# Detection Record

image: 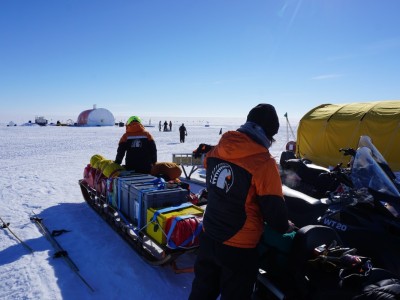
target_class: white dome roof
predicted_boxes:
[77,108,115,126]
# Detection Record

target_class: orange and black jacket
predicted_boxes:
[115,122,157,174]
[203,130,288,248]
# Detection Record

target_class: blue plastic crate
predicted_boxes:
[109,174,156,208]
[119,182,158,222]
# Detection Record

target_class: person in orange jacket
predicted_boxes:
[189,104,295,300]
[114,116,157,174]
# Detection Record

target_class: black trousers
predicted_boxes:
[189,233,259,300]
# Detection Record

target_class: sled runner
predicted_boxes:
[79,157,204,271]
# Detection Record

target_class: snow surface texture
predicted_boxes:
[0,120,292,300]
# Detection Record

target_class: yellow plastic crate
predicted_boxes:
[146,203,204,245]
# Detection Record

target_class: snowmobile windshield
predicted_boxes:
[351,147,400,218]
[356,135,398,181]
[351,147,400,198]
[357,136,389,166]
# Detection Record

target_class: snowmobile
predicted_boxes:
[78,158,204,272]
[186,142,400,299]
[254,224,400,300]
[280,136,400,276]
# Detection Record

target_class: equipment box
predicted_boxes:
[146,203,204,245]
[136,188,189,228]
[108,174,156,208]
[119,182,159,224]
[119,181,189,228]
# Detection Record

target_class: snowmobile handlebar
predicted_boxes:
[339,148,357,157]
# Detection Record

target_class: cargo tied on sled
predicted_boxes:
[79,154,205,270]
[146,202,203,247]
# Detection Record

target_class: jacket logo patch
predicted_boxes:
[210,163,234,192]
[131,139,142,148]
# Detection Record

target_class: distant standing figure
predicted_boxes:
[219,128,222,135]
[163,121,168,132]
[159,121,162,131]
[169,121,172,131]
[179,123,187,143]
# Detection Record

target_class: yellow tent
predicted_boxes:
[296,100,400,171]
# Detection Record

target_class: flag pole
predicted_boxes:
[285,112,289,144]
[284,112,296,141]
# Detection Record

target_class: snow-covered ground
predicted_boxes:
[0,119,293,300]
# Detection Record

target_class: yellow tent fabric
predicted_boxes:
[296,100,400,171]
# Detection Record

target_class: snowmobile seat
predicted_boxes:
[279,150,296,169]
[286,225,343,297]
[281,158,342,198]
[283,158,330,183]
[346,268,400,299]
[283,185,328,228]
[289,225,342,271]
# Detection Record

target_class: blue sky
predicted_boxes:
[1,0,399,123]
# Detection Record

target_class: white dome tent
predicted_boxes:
[77,105,115,126]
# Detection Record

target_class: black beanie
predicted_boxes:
[246,103,279,139]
